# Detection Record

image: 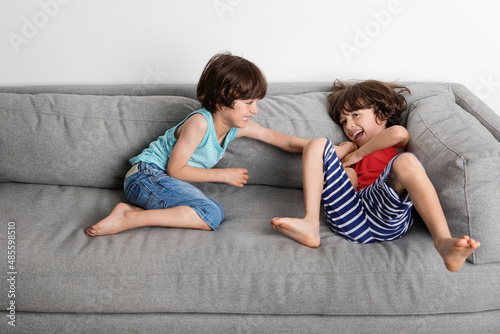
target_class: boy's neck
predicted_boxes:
[212,113,231,145]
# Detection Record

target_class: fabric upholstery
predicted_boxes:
[407,94,500,264]
[0,82,498,333]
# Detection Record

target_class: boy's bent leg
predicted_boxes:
[122,205,212,230]
[271,138,328,248]
[89,188,224,235]
[387,153,480,271]
[85,203,211,237]
[86,166,222,236]
[131,168,223,230]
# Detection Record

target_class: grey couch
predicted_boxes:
[1,82,499,333]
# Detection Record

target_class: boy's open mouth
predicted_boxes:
[352,129,363,141]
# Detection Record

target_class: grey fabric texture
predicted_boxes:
[451,82,500,141]
[217,92,346,188]
[2,310,499,334]
[0,82,499,332]
[219,82,456,188]
[0,82,455,190]
[0,82,333,99]
[0,93,201,188]
[406,94,500,264]
[1,183,499,316]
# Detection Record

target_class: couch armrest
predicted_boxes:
[450,83,500,141]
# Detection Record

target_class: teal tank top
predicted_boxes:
[129,109,238,171]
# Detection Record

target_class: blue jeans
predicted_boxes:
[123,162,224,230]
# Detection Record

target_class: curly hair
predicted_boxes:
[327,79,410,127]
[196,52,267,112]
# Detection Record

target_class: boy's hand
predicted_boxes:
[223,168,249,187]
[341,150,363,168]
[339,141,357,152]
[335,141,358,162]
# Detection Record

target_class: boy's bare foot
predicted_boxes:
[85,203,141,237]
[270,217,321,248]
[435,235,480,272]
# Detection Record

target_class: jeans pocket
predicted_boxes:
[125,182,139,203]
[125,180,148,205]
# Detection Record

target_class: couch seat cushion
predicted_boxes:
[1,183,498,315]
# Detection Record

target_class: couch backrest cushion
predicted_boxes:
[217,82,457,188]
[406,94,500,264]
[0,93,201,188]
[216,92,348,188]
[0,82,459,190]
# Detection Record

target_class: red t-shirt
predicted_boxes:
[354,146,399,190]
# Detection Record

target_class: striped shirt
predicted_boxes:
[130,109,238,171]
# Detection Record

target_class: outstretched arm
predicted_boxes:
[341,125,409,167]
[236,120,310,153]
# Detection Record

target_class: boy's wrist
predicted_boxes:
[338,141,357,154]
[215,169,228,183]
[353,147,365,160]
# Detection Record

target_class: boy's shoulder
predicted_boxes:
[176,112,209,137]
[186,112,209,124]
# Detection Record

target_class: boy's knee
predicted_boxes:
[187,197,224,230]
[203,198,224,227]
[392,153,423,177]
[209,199,224,224]
[305,137,328,154]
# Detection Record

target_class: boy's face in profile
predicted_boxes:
[338,107,387,147]
[217,99,259,129]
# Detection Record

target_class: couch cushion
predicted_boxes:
[217,92,348,188]
[406,94,500,264]
[0,93,201,188]
[218,83,456,189]
[399,82,456,126]
[0,91,345,190]
[1,182,499,316]
[0,83,457,190]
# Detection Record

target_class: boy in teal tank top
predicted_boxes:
[129,108,238,171]
[85,52,310,236]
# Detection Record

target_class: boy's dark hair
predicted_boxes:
[328,79,410,127]
[197,52,267,112]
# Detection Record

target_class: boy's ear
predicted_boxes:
[215,102,235,112]
[376,116,388,127]
[215,104,225,112]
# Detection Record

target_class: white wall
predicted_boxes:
[1,0,499,115]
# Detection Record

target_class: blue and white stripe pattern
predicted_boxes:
[322,139,413,243]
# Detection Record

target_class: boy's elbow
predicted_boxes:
[296,138,311,152]
[166,165,179,178]
[391,126,409,146]
[286,137,310,153]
